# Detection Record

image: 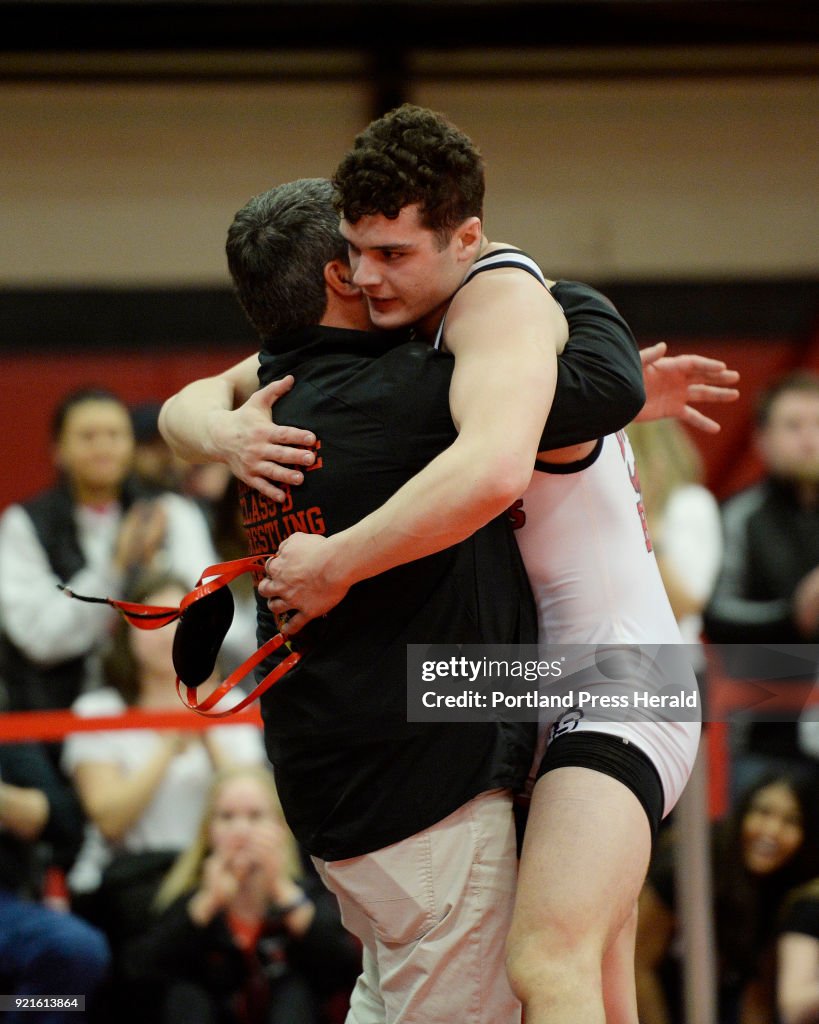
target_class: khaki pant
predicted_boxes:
[313,789,521,1024]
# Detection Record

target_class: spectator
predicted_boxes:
[130,401,189,496]
[119,401,223,592]
[626,418,722,654]
[61,571,266,924]
[703,370,819,792]
[0,388,221,714]
[125,764,360,1024]
[0,743,110,1023]
[129,401,250,680]
[0,388,135,711]
[635,771,819,1024]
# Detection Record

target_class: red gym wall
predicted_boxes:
[3,332,818,515]
[0,348,246,512]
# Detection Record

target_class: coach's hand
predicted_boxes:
[259,533,349,635]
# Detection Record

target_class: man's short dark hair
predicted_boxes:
[756,369,819,428]
[332,104,485,243]
[226,178,349,340]
[51,387,128,441]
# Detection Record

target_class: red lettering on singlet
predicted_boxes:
[615,430,653,553]
[507,498,526,531]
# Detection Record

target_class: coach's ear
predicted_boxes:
[324,259,359,297]
[324,259,370,330]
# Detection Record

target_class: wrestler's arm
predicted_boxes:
[261,269,562,631]
[158,354,317,501]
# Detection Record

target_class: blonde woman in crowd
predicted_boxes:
[125,764,361,1024]
[626,418,722,654]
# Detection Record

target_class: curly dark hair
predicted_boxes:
[332,104,485,242]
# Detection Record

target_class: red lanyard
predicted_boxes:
[61,554,301,718]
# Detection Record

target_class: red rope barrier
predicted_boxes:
[0,705,263,743]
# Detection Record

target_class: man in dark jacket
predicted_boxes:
[704,369,819,789]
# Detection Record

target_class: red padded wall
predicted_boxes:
[0,348,250,511]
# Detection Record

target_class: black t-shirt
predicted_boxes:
[780,893,819,939]
[241,328,537,860]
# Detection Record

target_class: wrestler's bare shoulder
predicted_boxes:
[483,241,557,289]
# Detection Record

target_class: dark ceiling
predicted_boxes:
[2,1,816,52]
[2,2,815,116]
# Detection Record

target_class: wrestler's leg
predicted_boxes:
[602,903,640,1024]
[505,764,652,1024]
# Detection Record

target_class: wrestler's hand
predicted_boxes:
[209,376,317,502]
[637,342,740,433]
[259,533,349,635]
